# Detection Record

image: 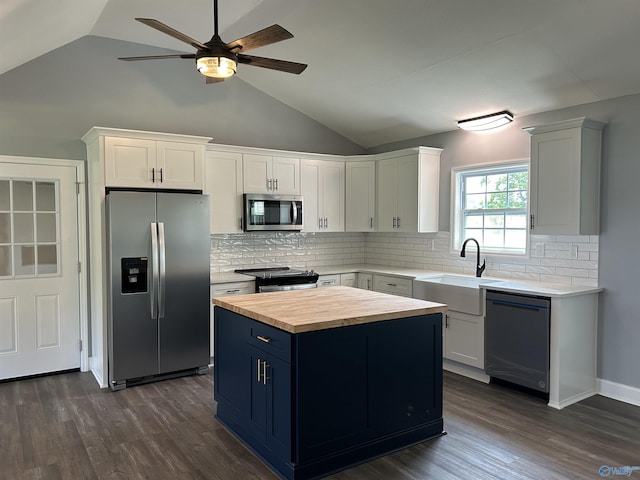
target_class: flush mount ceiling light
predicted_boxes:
[458,110,514,131]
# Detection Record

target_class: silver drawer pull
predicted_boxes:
[226,289,240,294]
[256,335,272,343]
[387,283,397,287]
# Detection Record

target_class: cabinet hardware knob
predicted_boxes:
[530,214,535,230]
[159,168,164,183]
[257,358,262,382]
[324,217,328,229]
[152,168,156,183]
[397,216,401,228]
[256,335,272,343]
[274,178,278,190]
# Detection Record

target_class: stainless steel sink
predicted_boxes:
[412,274,503,315]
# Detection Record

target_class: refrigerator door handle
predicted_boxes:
[150,222,159,319]
[158,222,166,319]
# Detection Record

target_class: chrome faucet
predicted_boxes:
[460,238,486,277]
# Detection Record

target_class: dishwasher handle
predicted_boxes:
[487,298,549,311]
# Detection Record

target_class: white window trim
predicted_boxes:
[450,160,530,256]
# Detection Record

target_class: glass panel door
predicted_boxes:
[0,178,60,278]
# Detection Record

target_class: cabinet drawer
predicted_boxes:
[247,318,292,361]
[373,274,413,297]
[318,274,340,287]
[340,273,356,287]
[212,281,255,297]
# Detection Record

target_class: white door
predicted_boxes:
[0,163,80,380]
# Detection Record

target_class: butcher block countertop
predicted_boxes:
[213,285,447,334]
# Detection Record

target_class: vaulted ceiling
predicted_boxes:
[2,0,640,148]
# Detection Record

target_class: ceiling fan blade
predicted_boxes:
[135,18,207,50]
[119,54,196,61]
[206,76,224,84]
[227,25,293,53]
[238,54,307,74]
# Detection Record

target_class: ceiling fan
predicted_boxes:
[118,0,307,83]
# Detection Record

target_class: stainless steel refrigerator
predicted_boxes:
[106,191,210,391]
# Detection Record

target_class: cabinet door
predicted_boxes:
[272,156,300,194]
[529,129,581,234]
[104,136,156,187]
[265,352,292,461]
[322,161,345,232]
[156,141,204,190]
[357,273,372,290]
[396,155,418,232]
[205,151,244,233]
[301,160,321,232]
[243,154,272,193]
[346,161,375,231]
[376,158,398,231]
[444,311,484,368]
[248,345,292,461]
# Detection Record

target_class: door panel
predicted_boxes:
[156,192,210,373]
[0,164,80,380]
[106,191,158,382]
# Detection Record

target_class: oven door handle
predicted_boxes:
[259,283,318,293]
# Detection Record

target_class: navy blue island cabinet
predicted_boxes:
[213,287,445,480]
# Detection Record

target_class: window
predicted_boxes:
[452,163,528,255]
[0,179,60,277]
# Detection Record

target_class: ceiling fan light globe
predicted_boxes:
[196,56,236,78]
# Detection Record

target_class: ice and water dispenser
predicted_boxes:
[121,257,148,294]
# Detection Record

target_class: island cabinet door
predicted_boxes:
[367,314,443,433]
[248,345,292,461]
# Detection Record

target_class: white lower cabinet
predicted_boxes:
[210,281,255,358]
[340,273,356,287]
[372,274,413,297]
[443,311,484,369]
[357,273,373,290]
[318,273,357,287]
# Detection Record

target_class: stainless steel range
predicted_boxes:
[235,267,319,292]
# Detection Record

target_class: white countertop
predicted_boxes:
[213,264,602,298]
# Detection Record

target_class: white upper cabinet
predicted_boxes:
[243,154,300,194]
[524,117,605,235]
[205,150,244,233]
[346,161,375,231]
[376,148,441,233]
[301,159,345,232]
[98,132,209,189]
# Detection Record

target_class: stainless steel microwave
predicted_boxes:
[243,193,303,231]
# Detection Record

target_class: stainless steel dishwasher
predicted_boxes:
[485,290,551,393]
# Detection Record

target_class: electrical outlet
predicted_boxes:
[535,243,545,256]
[571,245,578,259]
[430,239,435,251]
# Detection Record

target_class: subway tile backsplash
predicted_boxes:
[210,231,598,287]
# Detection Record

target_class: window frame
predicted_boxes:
[450,160,530,256]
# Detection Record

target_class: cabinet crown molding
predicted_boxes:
[523,117,606,135]
[81,127,212,145]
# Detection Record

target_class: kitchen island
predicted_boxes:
[213,286,447,480]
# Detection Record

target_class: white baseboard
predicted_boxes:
[597,378,640,407]
[443,360,490,383]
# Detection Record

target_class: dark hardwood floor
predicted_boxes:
[1,369,639,479]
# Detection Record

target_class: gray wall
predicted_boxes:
[0,35,365,160]
[370,94,640,390]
